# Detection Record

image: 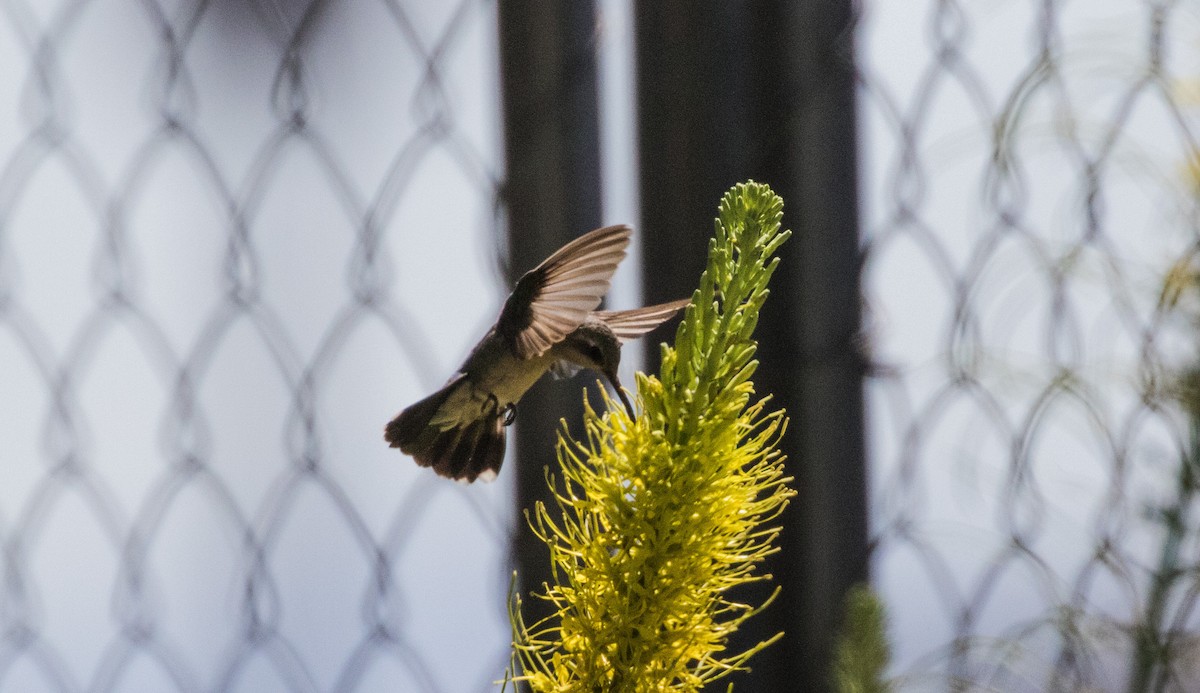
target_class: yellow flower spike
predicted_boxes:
[508,182,795,692]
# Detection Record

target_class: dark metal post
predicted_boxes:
[496,0,603,632]
[774,6,868,692]
[636,2,866,691]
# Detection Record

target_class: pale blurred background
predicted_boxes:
[4,1,1200,691]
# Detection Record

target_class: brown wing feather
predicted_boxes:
[593,298,691,343]
[499,225,631,358]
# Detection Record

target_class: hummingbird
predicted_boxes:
[385,224,689,483]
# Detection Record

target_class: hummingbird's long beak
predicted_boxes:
[604,369,636,418]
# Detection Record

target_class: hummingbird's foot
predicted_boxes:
[502,403,517,426]
[482,393,500,416]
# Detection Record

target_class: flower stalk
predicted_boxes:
[509,181,795,691]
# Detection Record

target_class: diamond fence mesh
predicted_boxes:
[10,0,1200,692]
[860,0,1200,690]
[0,1,512,691]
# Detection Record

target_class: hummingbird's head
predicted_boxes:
[558,320,635,417]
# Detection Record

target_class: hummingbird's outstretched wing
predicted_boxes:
[593,298,692,343]
[384,375,507,482]
[499,225,631,359]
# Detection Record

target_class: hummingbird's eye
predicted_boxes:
[585,344,604,364]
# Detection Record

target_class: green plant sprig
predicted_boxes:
[510,181,795,692]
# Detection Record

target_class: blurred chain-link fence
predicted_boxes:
[11,0,1200,691]
[0,1,512,691]
[860,1,1200,690]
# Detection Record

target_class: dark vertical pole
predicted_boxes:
[496,0,603,634]
[636,2,865,691]
[635,3,752,299]
[767,3,868,691]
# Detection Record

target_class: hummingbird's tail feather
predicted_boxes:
[593,298,691,343]
[425,413,506,482]
[384,376,464,451]
[384,376,507,483]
